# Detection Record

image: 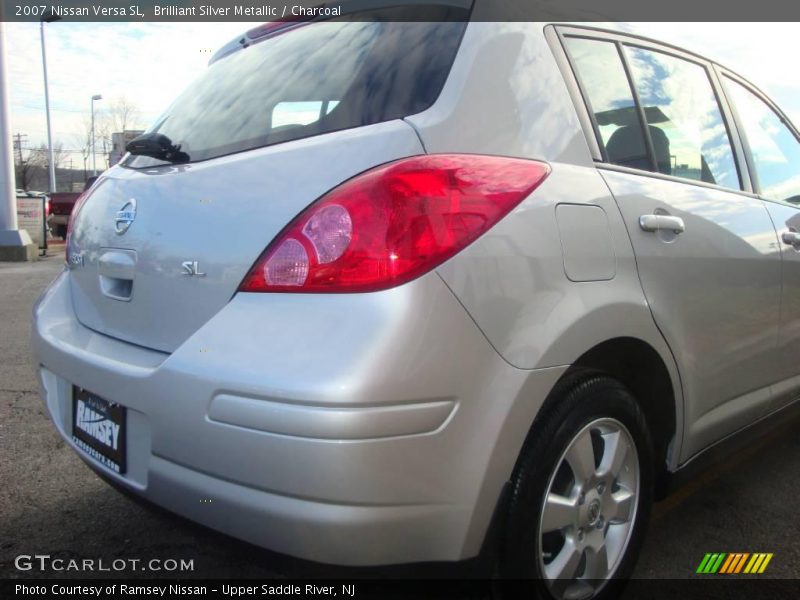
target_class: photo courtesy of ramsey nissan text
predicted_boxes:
[2,1,800,599]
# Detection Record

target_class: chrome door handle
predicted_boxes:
[639,214,686,234]
[782,231,800,246]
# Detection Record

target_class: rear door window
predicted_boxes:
[724,77,800,204]
[563,37,650,171]
[564,33,741,191]
[124,8,467,168]
[624,47,740,190]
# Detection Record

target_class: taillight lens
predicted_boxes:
[65,190,91,264]
[239,154,550,293]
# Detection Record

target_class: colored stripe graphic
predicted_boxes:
[719,553,735,573]
[698,553,774,574]
[697,553,727,573]
[744,554,761,573]
[744,553,774,574]
[758,554,773,573]
[696,553,713,573]
[710,553,726,573]
[734,553,749,573]
[720,553,738,574]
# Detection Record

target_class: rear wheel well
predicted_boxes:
[568,337,676,499]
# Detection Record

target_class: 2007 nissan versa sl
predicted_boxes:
[32,3,800,598]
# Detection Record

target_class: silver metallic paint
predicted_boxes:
[31,22,800,565]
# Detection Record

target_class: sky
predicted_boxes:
[5,21,800,168]
[6,21,251,166]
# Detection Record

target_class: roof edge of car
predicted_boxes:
[208,0,474,65]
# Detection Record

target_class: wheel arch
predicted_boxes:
[567,337,679,499]
[463,331,683,560]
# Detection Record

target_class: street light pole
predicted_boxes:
[39,16,59,193]
[91,94,102,176]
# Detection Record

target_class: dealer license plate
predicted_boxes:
[72,387,127,474]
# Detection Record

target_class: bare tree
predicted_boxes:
[95,96,146,169]
[31,143,66,180]
[72,116,94,179]
[27,142,67,171]
[69,97,145,178]
[15,154,34,191]
[15,142,67,192]
[104,96,142,133]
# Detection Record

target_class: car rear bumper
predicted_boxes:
[32,269,565,565]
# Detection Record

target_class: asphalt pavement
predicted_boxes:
[1,251,799,593]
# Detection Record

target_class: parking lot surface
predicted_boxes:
[2,253,799,587]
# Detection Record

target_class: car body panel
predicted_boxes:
[761,200,800,412]
[67,120,425,353]
[406,27,684,457]
[601,169,781,459]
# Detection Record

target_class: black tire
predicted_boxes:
[496,372,654,600]
[57,225,67,240]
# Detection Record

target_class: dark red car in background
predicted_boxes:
[47,177,98,239]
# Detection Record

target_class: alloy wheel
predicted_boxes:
[538,418,640,600]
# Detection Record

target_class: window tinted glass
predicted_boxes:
[725,78,800,204]
[564,37,650,171]
[124,10,466,168]
[625,47,739,189]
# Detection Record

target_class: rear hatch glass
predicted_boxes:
[123,6,469,168]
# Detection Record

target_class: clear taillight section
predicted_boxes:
[239,154,551,293]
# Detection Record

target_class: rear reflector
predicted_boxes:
[239,154,550,293]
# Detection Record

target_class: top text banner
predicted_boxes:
[4,0,800,22]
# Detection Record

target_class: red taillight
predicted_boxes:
[239,154,550,293]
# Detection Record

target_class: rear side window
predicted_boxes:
[564,33,740,191]
[724,78,800,204]
[124,9,467,168]
[563,37,650,171]
[624,47,739,190]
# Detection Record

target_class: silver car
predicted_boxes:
[32,9,800,600]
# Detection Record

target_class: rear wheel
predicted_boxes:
[498,374,654,600]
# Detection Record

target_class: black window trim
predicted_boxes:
[705,62,754,194]
[551,24,755,197]
[615,40,660,174]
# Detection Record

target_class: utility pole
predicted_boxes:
[91,93,102,176]
[13,132,26,167]
[40,13,60,193]
[12,132,26,191]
